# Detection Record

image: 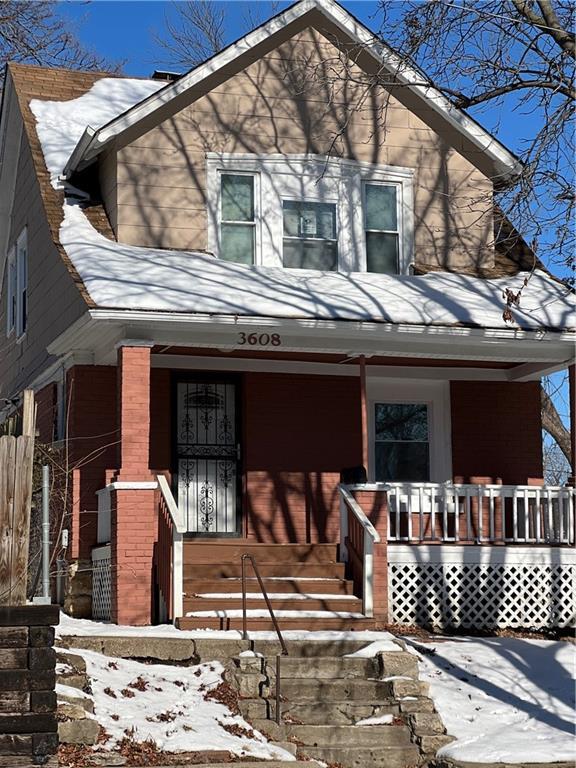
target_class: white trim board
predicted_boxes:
[63,0,521,182]
[388,544,576,566]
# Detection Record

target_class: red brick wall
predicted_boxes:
[244,373,362,542]
[450,381,543,485]
[67,365,118,559]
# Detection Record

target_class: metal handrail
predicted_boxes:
[240,553,288,725]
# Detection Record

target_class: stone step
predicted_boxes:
[240,638,378,658]
[184,595,364,612]
[185,577,355,595]
[286,723,412,747]
[176,615,375,631]
[242,699,400,724]
[261,652,417,680]
[297,744,421,768]
[270,676,428,701]
[184,562,346,579]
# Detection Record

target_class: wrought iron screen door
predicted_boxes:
[176,380,240,535]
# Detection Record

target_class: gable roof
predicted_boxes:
[63,0,522,185]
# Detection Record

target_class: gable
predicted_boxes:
[65,0,521,185]
[103,25,494,273]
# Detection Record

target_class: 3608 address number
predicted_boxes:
[237,332,282,346]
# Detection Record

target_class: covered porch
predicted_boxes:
[73,311,575,630]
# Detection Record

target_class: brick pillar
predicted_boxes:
[111,343,157,626]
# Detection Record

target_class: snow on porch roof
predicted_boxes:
[62,0,522,183]
[61,200,575,331]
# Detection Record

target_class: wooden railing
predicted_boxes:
[384,483,575,545]
[338,485,381,617]
[156,475,186,621]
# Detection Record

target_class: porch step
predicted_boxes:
[184,594,364,613]
[183,542,339,564]
[176,614,376,631]
[183,562,347,579]
[185,577,355,594]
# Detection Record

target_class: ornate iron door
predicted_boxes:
[176,381,240,535]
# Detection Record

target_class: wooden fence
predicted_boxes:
[0,391,36,606]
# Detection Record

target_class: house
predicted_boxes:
[0,0,574,630]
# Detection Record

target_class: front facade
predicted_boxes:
[1,0,574,629]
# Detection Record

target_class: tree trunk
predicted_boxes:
[541,386,572,464]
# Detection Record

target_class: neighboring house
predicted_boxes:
[0,0,574,629]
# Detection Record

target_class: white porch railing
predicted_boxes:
[156,475,186,621]
[383,483,575,545]
[339,485,381,617]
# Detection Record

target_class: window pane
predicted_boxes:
[283,201,336,240]
[375,442,430,482]
[221,174,254,222]
[365,184,397,231]
[366,232,399,274]
[375,403,428,441]
[284,240,338,271]
[221,224,254,264]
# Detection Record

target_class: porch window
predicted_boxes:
[219,173,255,265]
[374,402,430,482]
[283,200,338,270]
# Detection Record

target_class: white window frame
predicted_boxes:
[206,154,414,273]
[367,379,452,483]
[215,170,260,266]
[5,227,27,339]
[6,245,16,336]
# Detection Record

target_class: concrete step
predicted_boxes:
[184,562,346,579]
[241,700,399,725]
[265,655,380,679]
[184,595,364,612]
[286,723,412,747]
[183,542,340,564]
[184,577,355,594]
[176,615,375,631]
[270,676,428,701]
[296,744,421,768]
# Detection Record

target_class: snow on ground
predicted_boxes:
[408,636,576,763]
[27,79,575,330]
[56,611,401,645]
[56,645,294,761]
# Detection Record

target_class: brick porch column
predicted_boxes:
[111,342,157,625]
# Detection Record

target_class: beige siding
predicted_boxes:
[99,148,118,236]
[114,26,494,270]
[0,129,87,399]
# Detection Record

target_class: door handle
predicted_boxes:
[236,443,242,460]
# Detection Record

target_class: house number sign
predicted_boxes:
[237,332,282,347]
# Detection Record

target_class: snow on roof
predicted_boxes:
[30,77,575,332]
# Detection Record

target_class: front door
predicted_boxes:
[175,379,241,535]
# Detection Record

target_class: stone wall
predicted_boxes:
[0,605,59,767]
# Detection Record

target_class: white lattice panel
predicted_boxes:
[389,563,575,629]
[92,546,112,621]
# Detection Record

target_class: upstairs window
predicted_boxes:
[282,200,338,271]
[207,155,413,273]
[219,173,255,265]
[364,183,400,275]
[6,227,27,339]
